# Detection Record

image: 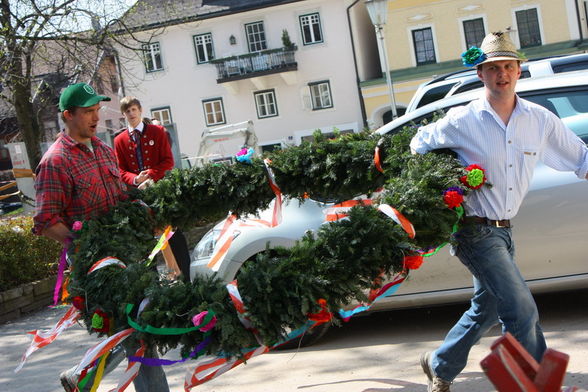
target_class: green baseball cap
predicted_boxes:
[59,82,111,111]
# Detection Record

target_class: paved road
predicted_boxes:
[1,289,587,392]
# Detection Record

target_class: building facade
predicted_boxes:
[358,0,588,128]
[116,0,370,163]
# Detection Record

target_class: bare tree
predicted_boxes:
[0,0,160,168]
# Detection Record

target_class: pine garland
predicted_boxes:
[67,124,472,360]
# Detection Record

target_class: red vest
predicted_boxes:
[114,123,174,186]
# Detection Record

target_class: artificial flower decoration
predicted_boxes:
[461,46,487,67]
[91,309,110,333]
[192,310,217,332]
[72,221,83,231]
[308,298,332,324]
[235,147,255,164]
[71,296,85,311]
[403,255,424,270]
[443,187,464,209]
[460,164,486,189]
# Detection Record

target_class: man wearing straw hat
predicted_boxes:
[411,31,588,391]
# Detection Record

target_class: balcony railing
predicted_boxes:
[211,47,297,83]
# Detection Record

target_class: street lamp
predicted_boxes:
[365,0,398,120]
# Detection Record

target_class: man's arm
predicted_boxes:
[146,126,174,182]
[33,157,71,239]
[41,222,72,246]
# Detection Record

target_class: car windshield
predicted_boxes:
[521,87,588,143]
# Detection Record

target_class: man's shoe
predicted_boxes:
[420,351,451,392]
[59,367,78,392]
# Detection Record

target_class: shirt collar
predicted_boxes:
[60,131,99,150]
[476,93,529,121]
[128,121,145,134]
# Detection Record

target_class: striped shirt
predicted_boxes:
[410,95,588,220]
[33,132,126,234]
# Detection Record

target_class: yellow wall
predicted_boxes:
[385,0,574,69]
[363,0,578,127]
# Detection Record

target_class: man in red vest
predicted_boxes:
[114,97,191,282]
[114,96,174,187]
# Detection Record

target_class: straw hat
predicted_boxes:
[461,31,526,67]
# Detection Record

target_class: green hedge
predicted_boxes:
[0,216,61,292]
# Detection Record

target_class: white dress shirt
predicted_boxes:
[410,94,588,220]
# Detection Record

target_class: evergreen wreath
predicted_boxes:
[66,123,476,361]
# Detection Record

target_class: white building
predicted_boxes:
[115,0,377,162]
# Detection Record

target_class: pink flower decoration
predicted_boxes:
[72,221,83,231]
[192,311,217,332]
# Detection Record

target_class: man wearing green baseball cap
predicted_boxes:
[34,82,170,392]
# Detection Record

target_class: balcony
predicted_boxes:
[211,47,297,84]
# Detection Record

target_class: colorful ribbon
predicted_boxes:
[378,204,416,239]
[108,343,146,392]
[87,257,127,274]
[128,336,212,366]
[146,225,175,265]
[14,306,81,372]
[263,158,283,227]
[52,246,69,306]
[338,272,407,321]
[126,304,214,336]
[74,328,135,375]
[184,345,270,391]
[324,199,373,222]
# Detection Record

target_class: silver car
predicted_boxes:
[191,71,588,320]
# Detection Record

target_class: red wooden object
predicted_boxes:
[480,332,576,392]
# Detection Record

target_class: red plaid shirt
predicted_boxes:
[33,132,126,234]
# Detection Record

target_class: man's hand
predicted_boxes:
[134,170,151,186]
[41,222,72,246]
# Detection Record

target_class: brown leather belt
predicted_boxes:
[462,216,512,228]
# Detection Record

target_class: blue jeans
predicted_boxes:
[431,223,547,382]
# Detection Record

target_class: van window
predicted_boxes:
[416,83,457,109]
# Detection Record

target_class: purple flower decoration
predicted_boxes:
[235,147,255,164]
[443,187,464,195]
[72,221,83,231]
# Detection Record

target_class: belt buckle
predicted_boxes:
[493,220,507,228]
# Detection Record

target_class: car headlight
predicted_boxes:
[194,229,220,260]
[193,229,241,260]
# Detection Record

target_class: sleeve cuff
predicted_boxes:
[33,215,65,235]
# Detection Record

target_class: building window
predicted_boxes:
[202,98,226,126]
[110,75,119,94]
[151,107,173,125]
[245,21,267,52]
[463,18,485,48]
[299,13,323,45]
[309,81,333,110]
[516,8,542,48]
[254,90,278,119]
[412,27,436,65]
[261,143,282,153]
[105,119,114,132]
[142,42,163,72]
[194,33,215,63]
